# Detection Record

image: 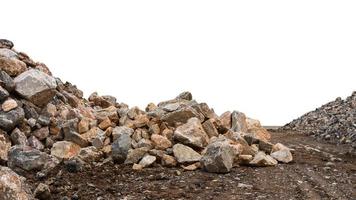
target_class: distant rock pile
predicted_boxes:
[0,39,293,198]
[282,92,356,146]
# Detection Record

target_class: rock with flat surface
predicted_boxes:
[173,143,202,163]
[112,132,132,163]
[77,146,103,162]
[0,57,27,76]
[0,107,25,131]
[201,138,238,173]
[271,148,293,163]
[173,117,209,148]
[2,99,18,111]
[14,69,57,106]
[151,134,172,150]
[7,145,51,171]
[138,154,156,167]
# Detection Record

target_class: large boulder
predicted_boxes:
[200,137,240,173]
[231,111,248,133]
[112,131,132,163]
[173,117,209,148]
[172,143,201,163]
[7,145,53,171]
[14,69,57,107]
[0,107,25,131]
[0,166,33,199]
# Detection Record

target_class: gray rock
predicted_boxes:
[173,117,209,148]
[201,138,238,173]
[0,85,9,102]
[27,136,44,150]
[138,154,156,167]
[173,143,201,163]
[14,69,57,106]
[0,48,17,58]
[112,126,134,141]
[10,128,28,145]
[231,111,248,133]
[161,106,204,126]
[0,107,25,131]
[0,166,33,199]
[34,183,51,200]
[7,145,50,171]
[258,140,274,154]
[175,91,193,101]
[0,70,15,92]
[112,132,132,163]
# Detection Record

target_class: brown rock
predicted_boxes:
[173,117,209,148]
[220,111,232,129]
[98,117,112,130]
[51,141,81,159]
[2,99,18,111]
[202,119,219,138]
[161,154,177,167]
[151,134,172,150]
[32,127,49,141]
[0,132,11,162]
[0,57,27,76]
[78,118,90,134]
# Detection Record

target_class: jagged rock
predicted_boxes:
[0,107,25,131]
[34,183,51,200]
[51,141,81,159]
[0,131,11,162]
[2,98,18,111]
[237,155,253,165]
[219,111,232,129]
[161,106,204,126]
[0,70,15,92]
[94,106,119,124]
[112,126,134,141]
[258,140,273,154]
[78,118,90,133]
[202,119,219,138]
[231,111,248,133]
[14,69,57,106]
[138,154,156,167]
[7,145,52,171]
[0,57,27,76]
[112,131,132,163]
[10,128,28,145]
[173,144,201,163]
[0,85,9,102]
[77,146,103,162]
[0,166,33,199]
[151,134,172,150]
[64,131,88,147]
[175,91,193,101]
[124,147,149,164]
[200,138,239,173]
[249,151,278,167]
[173,117,209,148]
[182,162,201,171]
[161,154,177,167]
[271,149,293,163]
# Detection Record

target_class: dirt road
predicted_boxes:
[26,131,356,200]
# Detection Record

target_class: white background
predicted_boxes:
[1,1,355,125]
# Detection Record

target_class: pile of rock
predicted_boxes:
[0,39,293,198]
[281,92,356,146]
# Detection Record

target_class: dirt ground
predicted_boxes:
[25,131,356,200]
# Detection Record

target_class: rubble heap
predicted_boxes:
[0,39,293,199]
[282,92,356,146]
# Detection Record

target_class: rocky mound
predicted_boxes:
[281,92,356,146]
[0,39,293,199]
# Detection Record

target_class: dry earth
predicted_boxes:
[23,130,356,200]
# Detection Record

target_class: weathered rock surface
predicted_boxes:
[51,141,81,159]
[0,166,33,199]
[112,132,132,163]
[173,143,202,163]
[174,117,209,148]
[14,69,57,106]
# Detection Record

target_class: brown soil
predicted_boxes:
[26,131,356,200]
